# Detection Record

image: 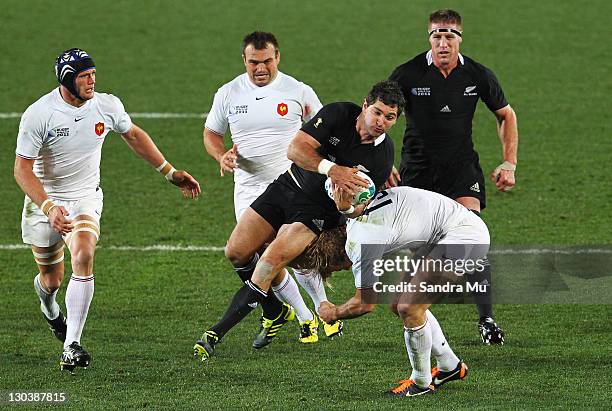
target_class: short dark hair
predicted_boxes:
[242,31,279,55]
[429,9,462,30]
[365,80,405,115]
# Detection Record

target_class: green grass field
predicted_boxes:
[1,0,611,409]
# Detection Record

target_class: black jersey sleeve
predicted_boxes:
[480,67,508,112]
[301,102,345,145]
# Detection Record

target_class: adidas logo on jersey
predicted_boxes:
[440,105,451,112]
[469,182,480,193]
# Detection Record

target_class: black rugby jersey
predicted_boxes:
[287,102,394,208]
[389,51,507,166]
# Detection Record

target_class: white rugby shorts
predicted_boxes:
[234,182,270,222]
[21,188,104,247]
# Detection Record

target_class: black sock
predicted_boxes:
[233,253,283,319]
[210,281,282,338]
[234,253,259,283]
[259,290,283,319]
[473,259,494,319]
[210,285,258,338]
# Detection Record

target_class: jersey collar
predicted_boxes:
[245,71,283,90]
[373,133,386,146]
[54,87,92,112]
[426,50,464,66]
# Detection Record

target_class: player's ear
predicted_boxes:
[362,98,368,111]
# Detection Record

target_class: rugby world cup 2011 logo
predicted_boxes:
[277,103,288,116]
[95,122,105,136]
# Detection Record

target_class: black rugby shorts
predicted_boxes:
[250,175,345,234]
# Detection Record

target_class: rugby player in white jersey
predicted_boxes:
[14,48,201,373]
[202,31,341,343]
[314,185,489,396]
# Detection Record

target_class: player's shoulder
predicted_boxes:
[22,89,58,121]
[213,73,248,97]
[461,54,497,78]
[92,92,126,112]
[390,51,429,79]
[276,71,314,91]
[322,101,360,117]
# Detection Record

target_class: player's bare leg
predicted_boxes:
[249,223,316,348]
[32,241,67,343]
[195,210,293,358]
[225,207,275,269]
[60,215,98,374]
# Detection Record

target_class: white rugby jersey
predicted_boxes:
[205,71,322,185]
[345,186,489,288]
[16,88,132,201]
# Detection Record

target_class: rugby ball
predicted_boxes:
[324,171,376,205]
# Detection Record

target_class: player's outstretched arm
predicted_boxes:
[491,105,518,192]
[121,124,201,199]
[319,289,376,322]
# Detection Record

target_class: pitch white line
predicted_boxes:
[0,244,610,254]
[0,112,208,119]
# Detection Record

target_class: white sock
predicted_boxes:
[34,274,60,320]
[272,269,314,323]
[404,320,433,388]
[293,268,328,312]
[64,273,94,348]
[427,310,460,372]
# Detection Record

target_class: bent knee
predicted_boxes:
[397,304,423,322]
[224,243,254,267]
[72,248,95,268]
[40,275,63,292]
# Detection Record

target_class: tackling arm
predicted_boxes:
[319,288,376,322]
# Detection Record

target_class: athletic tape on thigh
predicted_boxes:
[32,247,65,266]
[73,219,100,239]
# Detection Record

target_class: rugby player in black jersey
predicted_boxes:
[193,80,404,359]
[388,9,519,344]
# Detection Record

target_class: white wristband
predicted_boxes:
[155,160,168,172]
[156,160,176,181]
[317,159,336,176]
[164,167,177,181]
[497,161,516,171]
[40,199,56,216]
[340,205,355,215]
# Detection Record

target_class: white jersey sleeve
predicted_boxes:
[100,94,132,134]
[204,85,229,135]
[15,104,48,159]
[302,84,322,123]
[346,221,392,289]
